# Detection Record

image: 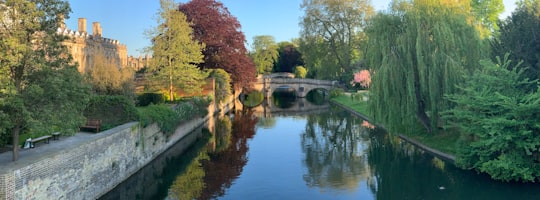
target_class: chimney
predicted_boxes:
[92,22,102,37]
[78,18,86,33]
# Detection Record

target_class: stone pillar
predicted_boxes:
[78,18,87,33]
[92,22,102,37]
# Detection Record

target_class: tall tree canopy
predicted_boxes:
[492,0,540,86]
[87,49,134,96]
[178,0,256,89]
[0,0,91,160]
[147,0,207,101]
[365,0,487,134]
[299,0,374,81]
[274,41,304,73]
[250,35,279,75]
[471,0,504,36]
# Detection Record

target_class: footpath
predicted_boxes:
[0,132,98,173]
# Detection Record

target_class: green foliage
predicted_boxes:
[273,41,304,73]
[0,0,89,160]
[176,96,212,119]
[146,0,207,101]
[137,93,165,106]
[209,69,232,103]
[138,104,180,136]
[492,0,540,87]
[250,35,279,75]
[138,96,211,136]
[471,0,504,36]
[365,2,487,134]
[242,91,264,107]
[299,0,374,81]
[84,95,139,130]
[329,88,344,98]
[444,56,540,182]
[294,66,308,78]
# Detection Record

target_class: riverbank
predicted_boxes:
[330,96,457,163]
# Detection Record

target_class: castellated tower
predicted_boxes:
[57,17,128,73]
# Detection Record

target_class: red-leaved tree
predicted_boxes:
[178,0,256,89]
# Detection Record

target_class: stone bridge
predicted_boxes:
[252,73,336,98]
[234,97,330,118]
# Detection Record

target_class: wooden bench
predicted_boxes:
[80,119,102,133]
[51,132,61,140]
[30,135,52,148]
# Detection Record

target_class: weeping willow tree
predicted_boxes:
[366,0,487,134]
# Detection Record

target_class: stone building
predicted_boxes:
[127,54,151,71]
[57,18,128,73]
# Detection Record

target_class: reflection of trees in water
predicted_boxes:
[168,151,209,200]
[366,129,540,200]
[306,89,327,105]
[197,108,258,200]
[257,116,276,129]
[166,110,258,200]
[301,106,371,191]
[212,116,232,153]
[272,91,296,108]
[366,129,462,200]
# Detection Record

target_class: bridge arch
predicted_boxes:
[252,74,336,98]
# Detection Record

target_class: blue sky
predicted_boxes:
[66,0,517,56]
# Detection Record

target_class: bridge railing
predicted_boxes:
[256,78,335,86]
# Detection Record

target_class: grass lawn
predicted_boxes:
[331,93,459,156]
[331,94,369,115]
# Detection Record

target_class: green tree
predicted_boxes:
[146,0,207,101]
[209,68,231,104]
[0,0,91,161]
[294,66,308,78]
[445,56,540,182]
[492,0,540,87]
[250,35,279,75]
[274,41,303,73]
[365,0,486,134]
[299,0,374,81]
[471,0,504,36]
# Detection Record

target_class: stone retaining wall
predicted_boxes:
[0,98,234,200]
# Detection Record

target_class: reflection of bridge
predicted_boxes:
[253,73,336,98]
[235,97,330,118]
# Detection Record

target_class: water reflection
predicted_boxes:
[301,107,371,191]
[196,109,258,200]
[102,101,540,200]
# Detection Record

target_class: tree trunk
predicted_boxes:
[12,125,21,161]
[413,62,432,134]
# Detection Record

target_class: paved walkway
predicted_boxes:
[0,132,98,173]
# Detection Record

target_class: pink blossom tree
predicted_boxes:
[351,70,371,89]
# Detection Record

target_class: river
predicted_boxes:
[100,98,540,200]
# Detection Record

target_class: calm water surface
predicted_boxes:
[101,100,540,200]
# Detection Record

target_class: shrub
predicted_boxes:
[137,92,165,106]
[138,96,211,136]
[329,88,344,98]
[138,104,180,136]
[84,95,139,130]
